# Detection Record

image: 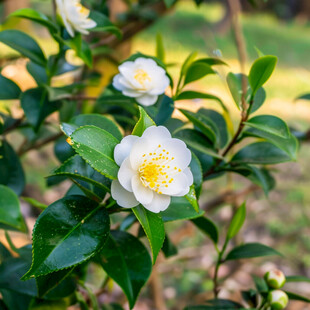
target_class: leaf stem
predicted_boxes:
[4,231,19,254]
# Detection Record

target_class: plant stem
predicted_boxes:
[213,237,229,298]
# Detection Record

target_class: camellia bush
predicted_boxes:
[0,0,310,309]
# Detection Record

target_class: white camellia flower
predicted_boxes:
[111,126,194,213]
[56,0,97,37]
[112,57,170,106]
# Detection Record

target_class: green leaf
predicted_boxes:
[71,114,123,141]
[156,33,165,63]
[162,234,177,258]
[67,34,92,68]
[191,216,218,244]
[231,142,292,164]
[132,106,155,137]
[36,268,75,298]
[0,257,37,296]
[161,197,204,222]
[0,30,47,67]
[185,185,199,212]
[22,195,110,279]
[226,72,243,109]
[252,274,268,293]
[0,141,25,195]
[48,154,111,193]
[54,136,76,163]
[174,129,222,159]
[250,87,266,114]
[0,242,12,263]
[225,243,282,261]
[69,125,120,179]
[185,299,244,309]
[180,52,198,78]
[242,127,298,160]
[21,87,61,131]
[184,63,215,85]
[0,290,32,310]
[175,91,227,112]
[132,205,165,264]
[179,109,216,144]
[194,58,228,67]
[153,95,174,125]
[27,61,48,85]
[190,153,203,198]
[0,185,27,232]
[0,75,21,99]
[99,230,152,309]
[286,275,310,283]
[9,8,57,33]
[89,11,121,39]
[244,115,290,139]
[227,202,246,239]
[199,108,229,148]
[284,291,310,303]
[248,55,277,95]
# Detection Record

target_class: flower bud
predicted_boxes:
[264,270,286,289]
[268,290,288,310]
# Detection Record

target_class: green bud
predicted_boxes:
[264,270,286,289]
[268,290,288,310]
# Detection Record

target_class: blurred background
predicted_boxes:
[1,0,310,309]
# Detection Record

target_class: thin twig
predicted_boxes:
[18,132,63,156]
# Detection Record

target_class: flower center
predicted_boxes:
[138,144,181,194]
[75,3,90,17]
[134,69,151,87]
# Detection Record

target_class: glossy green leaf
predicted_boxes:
[242,127,298,160]
[28,298,72,309]
[156,33,165,63]
[9,8,57,33]
[0,242,12,263]
[0,289,32,310]
[252,274,268,293]
[248,55,277,95]
[286,275,310,283]
[180,52,197,78]
[199,108,229,148]
[191,216,219,244]
[0,185,27,232]
[48,154,111,193]
[250,87,266,114]
[67,34,92,68]
[184,63,215,85]
[175,91,227,112]
[21,87,61,131]
[227,202,246,239]
[226,72,243,109]
[132,106,155,136]
[27,61,48,85]
[194,58,228,67]
[231,142,292,164]
[36,268,75,298]
[225,243,282,261]
[185,185,199,212]
[190,153,203,198]
[179,109,216,144]
[89,11,121,38]
[0,75,21,99]
[153,95,174,125]
[0,141,25,195]
[99,230,152,309]
[185,299,244,309]
[244,115,290,139]
[69,125,120,179]
[162,234,177,258]
[22,195,110,279]
[132,205,165,264]
[161,197,204,222]
[54,136,76,163]
[174,129,222,159]
[0,30,47,67]
[285,291,310,303]
[0,257,37,296]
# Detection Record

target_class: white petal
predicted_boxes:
[111,180,139,208]
[144,193,171,213]
[148,75,170,95]
[136,94,158,106]
[132,175,154,205]
[118,61,136,79]
[114,135,139,166]
[161,172,189,196]
[141,126,171,145]
[129,137,152,170]
[122,88,142,98]
[161,139,191,169]
[183,167,194,186]
[118,157,136,192]
[84,19,97,29]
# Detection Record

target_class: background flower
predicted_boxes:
[111,126,193,213]
[112,57,170,106]
[56,0,96,37]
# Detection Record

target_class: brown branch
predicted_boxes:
[2,117,24,135]
[18,132,63,156]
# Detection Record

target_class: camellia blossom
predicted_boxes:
[112,57,170,106]
[111,126,193,213]
[56,0,96,37]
